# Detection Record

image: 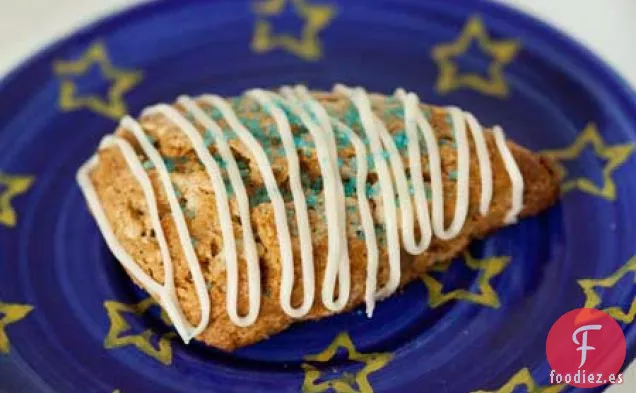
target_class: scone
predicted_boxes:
[77,84,559,351]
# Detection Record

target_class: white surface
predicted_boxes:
[0,0,633,391]
[501,0,636,88]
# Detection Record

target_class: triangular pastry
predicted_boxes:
[78,85,559,351]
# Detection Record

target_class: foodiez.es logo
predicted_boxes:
[546,308,626,388]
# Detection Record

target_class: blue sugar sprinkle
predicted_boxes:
[214,156,227,169]
[390,107,404,119]
[307,110,320,125]
[294,135,314,150]
[335,132,350,147]
[311,178,323,191]
[225,130,237,141]
[266,124,278,135]
[343,105,359,126]
[366,183,378,198]
[209,107,223,119]
[393,132,408,150]
[203,130,215,146]
[344,179,356,197]
[142,160,155,170]
[243,119,261,133]
[306,194,318,208]
[448,170,458,180]
[366,155,375,170]
[191,237,200,247]
[223,179,235,195]
[289,114,303,127]
[164,158,176,172]
[252,187,270,205]
[377,150,391,161]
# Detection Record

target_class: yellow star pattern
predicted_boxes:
[104,298,176,365]
[541,123,634,201]
[472,368,565,393]
[302,332,392,393]
[0,301,34,354]
[577,255,636,324]
[432,15,520,97]
[53,41,143,120]
[251,0,337,61]
[421,252,510,309]
[0,172,34,228]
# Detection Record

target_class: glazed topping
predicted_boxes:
[77,85,524,343]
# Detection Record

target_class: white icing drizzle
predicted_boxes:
[334,85,402,300]
[77,124,210,343]
[77,85,525,342]
[493,126,525,223]
[277,86,350,311]
[244,89,318,317]
[144,102,261,327]
[464,112,493,215]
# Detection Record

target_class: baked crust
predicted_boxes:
[86,90,560,351]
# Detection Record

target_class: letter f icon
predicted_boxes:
[572,324,602,368]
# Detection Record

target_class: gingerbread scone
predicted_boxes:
[77,85,559,351]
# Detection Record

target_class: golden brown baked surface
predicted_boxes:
[86,90,560,351]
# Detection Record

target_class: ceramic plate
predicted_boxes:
[0,0,634,392]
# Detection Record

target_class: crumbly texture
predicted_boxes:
[87,90,560,351]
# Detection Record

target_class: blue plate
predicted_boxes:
[0,0,634,392]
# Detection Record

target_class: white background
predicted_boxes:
[0,0,633,391]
